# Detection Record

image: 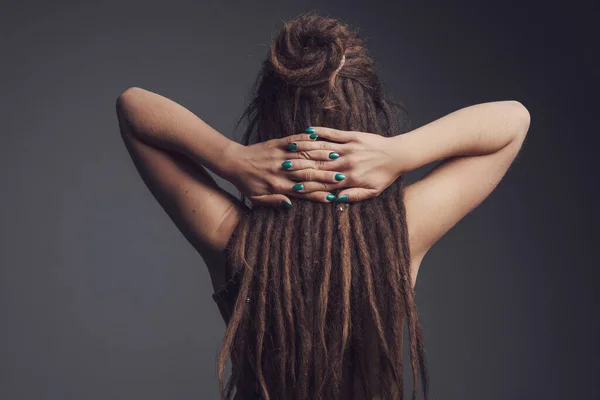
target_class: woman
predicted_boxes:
[115,13,529,400]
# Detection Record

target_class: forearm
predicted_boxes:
[115,87,238,179]
[393,100,531,172]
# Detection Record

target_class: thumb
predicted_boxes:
[335,188,375,203]
[250,194,294,209]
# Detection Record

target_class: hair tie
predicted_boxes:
[334,53,346,73]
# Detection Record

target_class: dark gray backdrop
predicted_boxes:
[1,0,598,399]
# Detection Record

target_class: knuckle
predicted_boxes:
[271,148,286,158]
[321,183,332,191]
[345,142,359,152]
[299,150,311,160]
[326,160,343,171]
[316,170,326,182]
[268,179,281,192]
[347,157,358,168]
[336,159,347,169]
[314,160,325,169]
[304,169,314,181]
[279,180,291,193]
[352,171,364,183]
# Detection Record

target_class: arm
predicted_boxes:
[117,87,237,181]
[396,101,530,279]
[116,87,245,261]
[117,87,337,207]
[115,87,339,274]
[394,101,530,173]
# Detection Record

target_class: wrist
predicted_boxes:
[388,133,416,176]
[218,140,245,182]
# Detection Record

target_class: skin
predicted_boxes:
[116,87,530,291]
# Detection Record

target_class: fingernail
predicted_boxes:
[287,143,298,151]
[305,127,315,133]
[280,200,293,209]
[334,173,345,181]
[334,195,349,203]
[329,152,340,159]
[309,133,318,140]
[281,160,292,169]
[292,183,304,191]
[326,193,336,202]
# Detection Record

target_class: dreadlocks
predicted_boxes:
[217,12,429,400]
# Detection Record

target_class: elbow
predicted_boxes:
[115,87,144,133]
[507,100,531,137]
[115,86,143,114]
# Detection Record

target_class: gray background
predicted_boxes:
[1,0,598,399]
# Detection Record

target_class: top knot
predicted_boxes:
[269,14,355,87]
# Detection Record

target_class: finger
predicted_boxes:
[250,194,294,209]
[286,168,347,184]
[305,126,357,143]
[333,188,377,203]
[277,126,355,149]
[288,191,338,203]
[279,158,344,171]
[278,132,319,149]
[273,177,349,195]
[286,180,350,194]
[285,141,343,154]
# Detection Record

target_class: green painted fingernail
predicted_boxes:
[281,160,292,169]
[334,195,349,203]
[305,127,315,133]
[292,183,304,191]
[329,152,340,159]
[334,173,345,181]
[326,193,336,202]
[309,133,318,139]
[287,142,298,151]
[280,200,293,209]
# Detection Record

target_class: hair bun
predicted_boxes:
[269,14,352,87]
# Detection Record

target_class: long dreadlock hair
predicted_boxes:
[216,12,429,400]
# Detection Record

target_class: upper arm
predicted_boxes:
[116,92,245,267]
[404,127,528,279]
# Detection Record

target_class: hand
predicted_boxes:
[224,131,349,208]
[279,127,408,202]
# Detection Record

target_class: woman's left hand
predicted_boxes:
[224,131,348,208]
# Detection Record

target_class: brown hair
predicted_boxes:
[217,12,428,400]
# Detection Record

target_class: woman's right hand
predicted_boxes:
[281,126,410,202]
